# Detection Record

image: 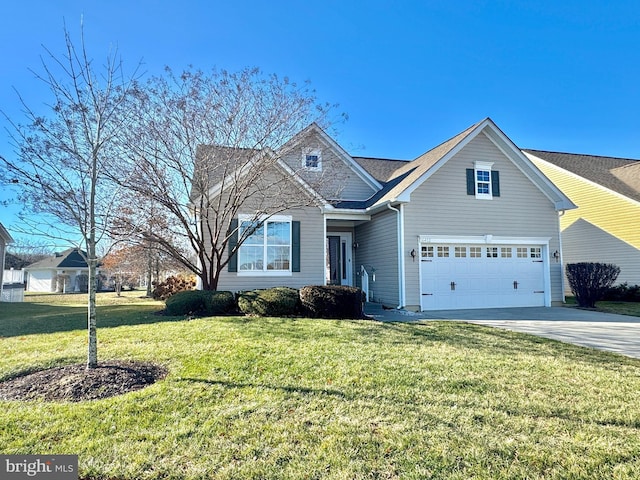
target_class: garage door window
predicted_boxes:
[422,246,434,258]
[501,247,512,258]
[486,247,498,258]
[517,247,528,258]
[455,246,466,257]
[437,246,450,257]
[470,247,482,258]
[530,247,542,258]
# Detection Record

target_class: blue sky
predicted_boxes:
[1,0,640,236]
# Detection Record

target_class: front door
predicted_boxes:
[326,233,353,286]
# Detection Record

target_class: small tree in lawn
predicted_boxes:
[0,26,139,368]
[566,262,621,308]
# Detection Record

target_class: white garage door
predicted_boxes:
[420,244,546,310]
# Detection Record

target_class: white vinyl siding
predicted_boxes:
[403,132,563,309]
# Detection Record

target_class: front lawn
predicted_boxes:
[564,296,640,317]
[1,294,640,479]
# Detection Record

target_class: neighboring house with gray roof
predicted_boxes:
[24,248,91,293]
[199,118,576,310]
[525,150,640,288]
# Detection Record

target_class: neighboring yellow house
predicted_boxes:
[525,150,640,288]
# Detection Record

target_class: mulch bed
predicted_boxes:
[0,360,167,402]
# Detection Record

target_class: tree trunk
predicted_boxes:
[87,245,98,369]
[146,254,152,297]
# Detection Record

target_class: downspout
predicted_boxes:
[558,209,566,303]
[322,206,328,285]
[387,203,405,309]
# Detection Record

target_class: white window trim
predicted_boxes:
[302,148,322,172]
[474,160,494,200]
[237,214,293,276]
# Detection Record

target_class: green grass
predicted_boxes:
[1,294,640,479]
[564,296,640,317]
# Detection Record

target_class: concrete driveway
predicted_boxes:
[365,304,640,359]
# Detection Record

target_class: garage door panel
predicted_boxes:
[421,243,547,310]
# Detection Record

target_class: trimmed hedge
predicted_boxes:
[604,283,640,302]
[237,287,300,317]
[300,285,365,319]
[165,290,236,316]
[205,291,236,315]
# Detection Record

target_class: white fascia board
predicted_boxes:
[397,121,488,202]
[418,235,551,245]
[481,128,577,211]
[0,223,14,243]
[323,209,371,221]
[314,129,383,192]
[281,123,382,192]
[275,157,327,204]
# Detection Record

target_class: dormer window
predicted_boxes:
[303,149,322,171]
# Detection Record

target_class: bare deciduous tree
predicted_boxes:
[115,67,340,290]
[0,26,139,368]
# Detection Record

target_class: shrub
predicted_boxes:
[165,290,236,316]
[205,291,236,315]
[165,290,208,316]
[152,274,197,300]
[237,287,300,317]
[604,283,640,302]
[566,262,621,308]
[300,285,365,319]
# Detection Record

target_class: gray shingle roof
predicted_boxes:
[352,157,410,183]
[524,149,640,203]
[24,248,88,270]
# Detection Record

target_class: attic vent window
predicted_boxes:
[303,149,322,171]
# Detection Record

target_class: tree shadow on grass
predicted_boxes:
[176,377,349,399]
[0,303,185,338]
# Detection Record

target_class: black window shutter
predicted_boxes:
[228,218,239,272]
[466,169,475,195]
[491,171,500,197]
[292,221,301,272]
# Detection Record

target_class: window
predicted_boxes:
[476,169,491,195]
[530,247,542,258]
[455,246,467,258]
[466,162,500,199]
[486,247,498,258]
[238,216,292,273]
[516,247,528,258]
[421,246,434,258]
[501,247,512,258]
[470,247,482,258]
[437,246,449,258]
[303,148,322,171]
